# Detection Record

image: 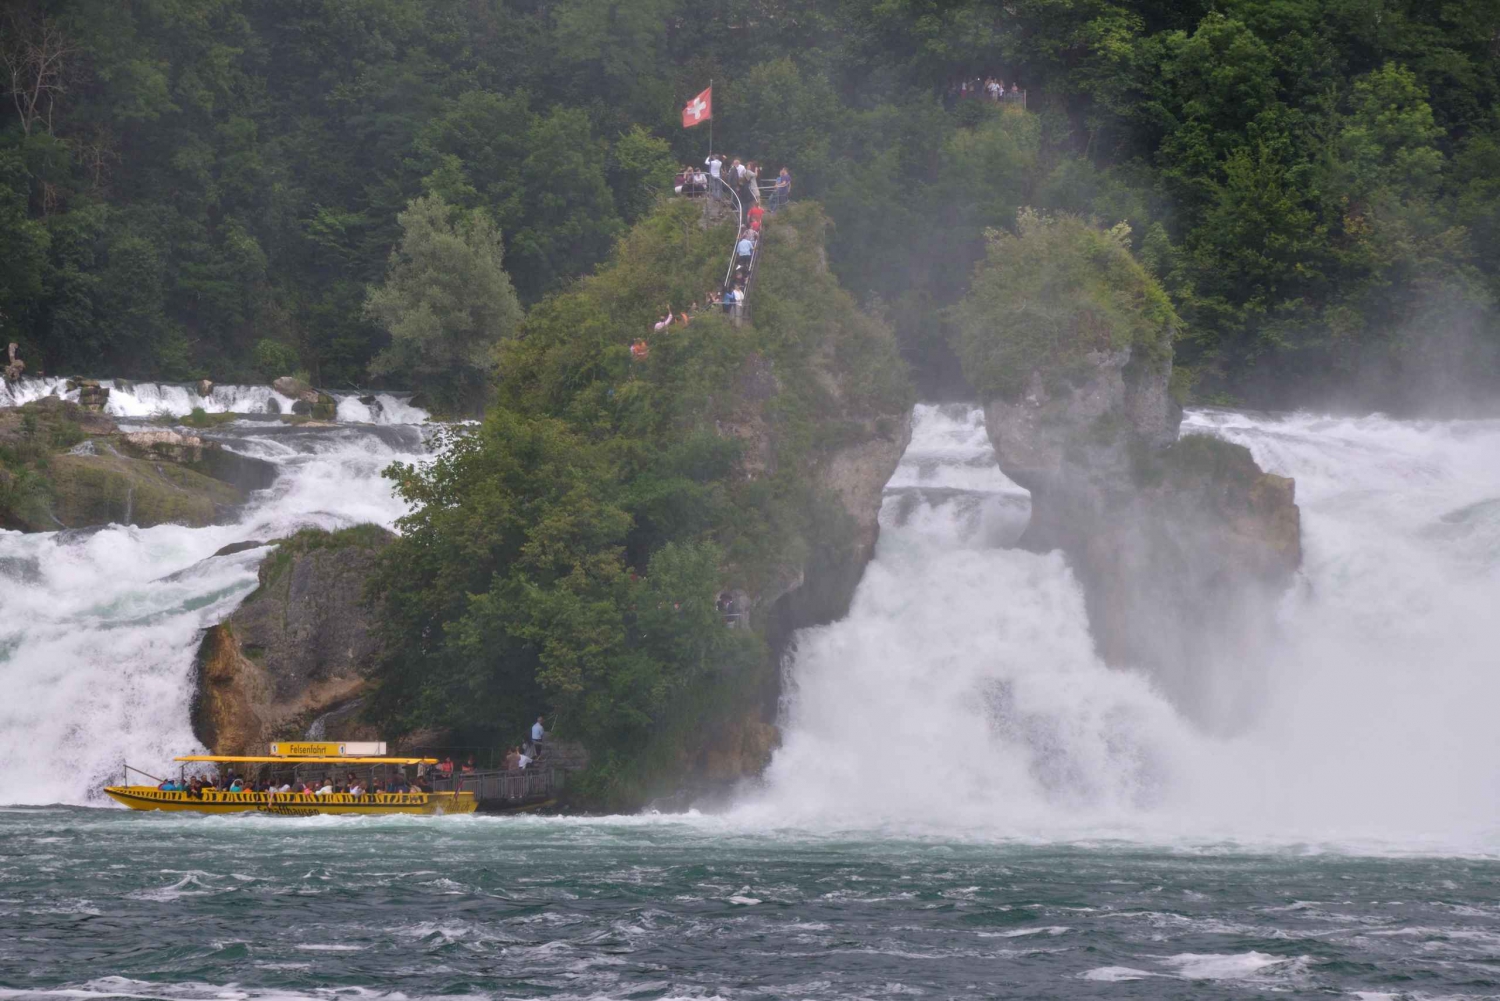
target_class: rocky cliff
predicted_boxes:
[984,348,1300,726]
[192,526,393,754]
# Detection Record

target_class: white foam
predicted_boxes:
[0,423,430,805]
[735,403,1500,850]
[1081,966,1156,981]
[1159,951,1288,980]
[0,377,426,425]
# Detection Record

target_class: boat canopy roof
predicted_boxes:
[175,755,436,765]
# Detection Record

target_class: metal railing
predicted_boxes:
[683,170,790,326]
[433,768,559,803]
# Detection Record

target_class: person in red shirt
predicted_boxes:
[747,203,765,230]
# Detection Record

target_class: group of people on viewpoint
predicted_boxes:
[676,154,791,218]
[635,156,785,358]
[948,76,1025,106]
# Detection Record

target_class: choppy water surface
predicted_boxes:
[1,810,1497,1000]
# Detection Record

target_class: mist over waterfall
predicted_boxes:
[0,414,431,806]
[743,404,1500,846]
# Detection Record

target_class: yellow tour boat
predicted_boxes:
[105,741,478,816]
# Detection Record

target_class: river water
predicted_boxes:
[2,389,1499,998]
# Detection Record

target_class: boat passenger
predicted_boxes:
[228,778,244,792]
[316,781,334,795]
[349,781,364,796]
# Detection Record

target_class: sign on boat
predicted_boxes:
[105,742,477,816]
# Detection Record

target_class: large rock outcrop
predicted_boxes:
[0,397,277,531]
[655,210,914,798]
[191,525,393,755]
[985,348,1300,728]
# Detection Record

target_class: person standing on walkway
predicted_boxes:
[531,716,546,758]
[705,153,723,201]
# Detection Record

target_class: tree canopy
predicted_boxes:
[954,211,1179,400]
[364,194,522,415]
[1,0,1498,408]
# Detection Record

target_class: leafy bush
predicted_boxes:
[252,340,301,381]
[953,210,1180,399]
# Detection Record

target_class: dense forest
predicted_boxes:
[3,0,1499,408]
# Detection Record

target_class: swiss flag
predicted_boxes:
[682,86,712,128]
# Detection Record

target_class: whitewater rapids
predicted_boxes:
[0,408,431,805]
[0,376,425,424]
[740,404,1500,848]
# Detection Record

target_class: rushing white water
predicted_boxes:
[0,418,431,805]
[0,377,426,425]
[744,403,1500,847]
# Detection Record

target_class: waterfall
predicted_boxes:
[0,419,431,805]
[0,377,426,425]
[742,404,1500,846]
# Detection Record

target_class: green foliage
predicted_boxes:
[2,0,1497,403]
[954,211,1179,399]
[251,340,300,381]
[369,198,909,803]
[180,408,237,429]
[365,195,523,416]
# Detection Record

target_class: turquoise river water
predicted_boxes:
[2,809,1498,1000]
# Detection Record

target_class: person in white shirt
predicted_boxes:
[705,154,723,201]
[316,782,334,795]
[532,717,545,742]
[349,782,364,796]
[517,752,532,770]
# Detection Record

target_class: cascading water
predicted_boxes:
[0,377,425,425]
[0,412,432,805]
[745,403,1500,847]
[741,404,1200,832]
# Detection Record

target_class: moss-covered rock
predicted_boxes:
[45,451,241,530]
[0,397,276,531]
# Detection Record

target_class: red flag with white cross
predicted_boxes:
[682,86,712,128]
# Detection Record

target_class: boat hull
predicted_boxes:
[103,785,477,816]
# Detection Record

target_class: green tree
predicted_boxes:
[365,194,523,415]
[954,210,1179,399]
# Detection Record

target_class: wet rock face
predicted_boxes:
[983,347,1300,725]
[192,526,394,755]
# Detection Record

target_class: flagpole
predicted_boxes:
[708,78,713,160]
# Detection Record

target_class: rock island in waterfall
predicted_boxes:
[2,4,1500,998]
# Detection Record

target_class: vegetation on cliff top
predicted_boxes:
[3,1,1498,408]
[366,199,911,806]
[954,211,1180,400]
